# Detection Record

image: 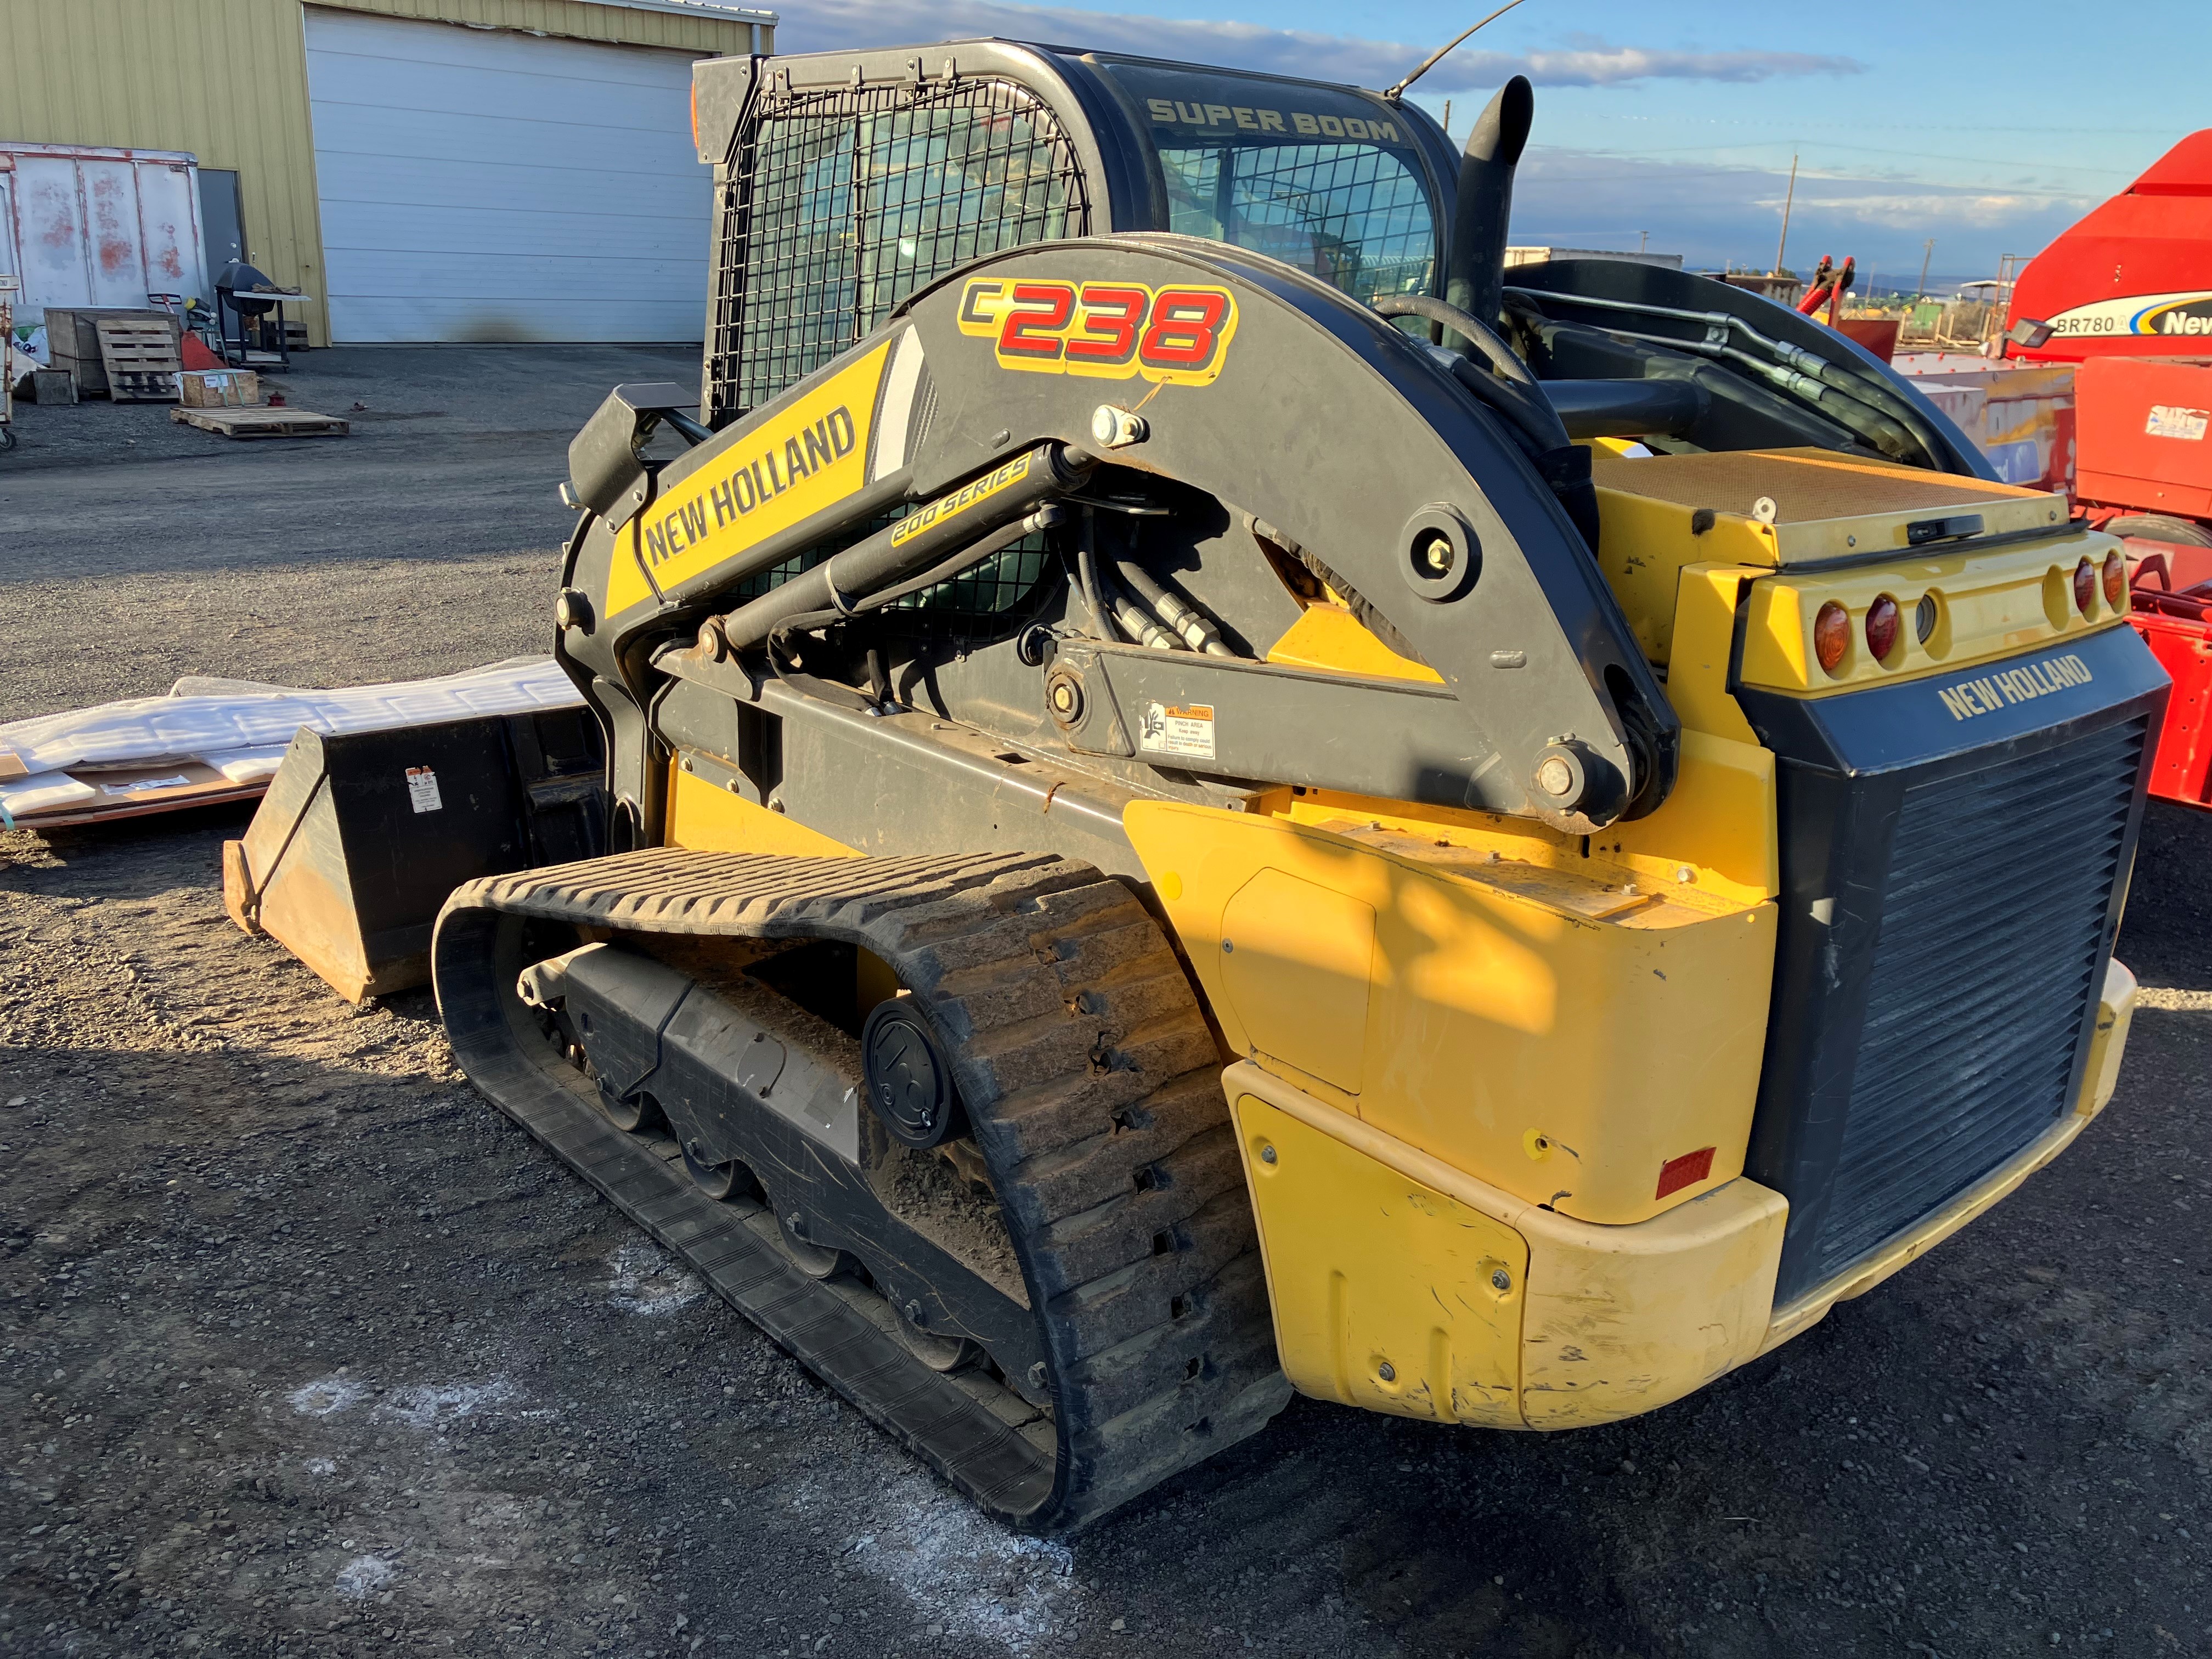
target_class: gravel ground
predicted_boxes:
[0,345,696,722]
[3,354,2209,1658]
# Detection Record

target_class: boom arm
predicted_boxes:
[557,236,1677,836]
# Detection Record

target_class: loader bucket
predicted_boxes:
[222,708,605,1002]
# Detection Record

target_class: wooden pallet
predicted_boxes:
[94,318,182,402]
[171,406,350,439]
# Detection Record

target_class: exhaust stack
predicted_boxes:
[1443,76,1534,342]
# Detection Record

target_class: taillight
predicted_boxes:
[2073,556,2096,616]
[1865,594,1901,663]
[1814,601,1850,674]
[1915,592,1939,644]
[2103,550,2126,607]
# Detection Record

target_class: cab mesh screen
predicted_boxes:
[1156,142,1435,304]
[708,78,1091,426]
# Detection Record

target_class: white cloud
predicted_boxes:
[1510,44,1861,87]
[775,1,1863,92]
[1508,150,2093,277]
[1754,191,2091,230]
[757,3,2070,279]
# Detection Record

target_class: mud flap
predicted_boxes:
[223,708,606,1002]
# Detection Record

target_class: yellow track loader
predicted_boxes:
[278,43,2165,1530]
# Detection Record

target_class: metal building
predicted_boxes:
[0,0,773,344]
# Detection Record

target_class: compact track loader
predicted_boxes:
[411,44,2158,1530]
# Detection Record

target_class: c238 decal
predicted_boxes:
[957,278,1239,386]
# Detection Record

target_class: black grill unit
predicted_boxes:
[1739,626,2165,1306]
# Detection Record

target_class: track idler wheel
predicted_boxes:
[861,999,966,1148]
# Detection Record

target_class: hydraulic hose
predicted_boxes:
[1113,558,1233,656]
[1076,506,1116,640]
[1506,286,1949,465]
[1593,326,1921,459]
[1371,292,1538,387]
[1105,576,1181,651]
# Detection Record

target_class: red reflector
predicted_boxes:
[1655,1146,1717,1199]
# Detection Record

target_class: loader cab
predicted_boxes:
[1091,57,1444,305]
[696,41,1456,426]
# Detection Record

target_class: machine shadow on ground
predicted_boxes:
[2,798,2208,1657]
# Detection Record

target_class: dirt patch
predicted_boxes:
[878,1149,1026,1307]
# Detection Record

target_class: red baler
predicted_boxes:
[2007,131,2212,806]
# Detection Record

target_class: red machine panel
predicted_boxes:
[2134,612,2212,806]
[2128,539,2212,808]
[2009,131,2212,364]
[2018,130,2212,808]
[2077,357,2212,519]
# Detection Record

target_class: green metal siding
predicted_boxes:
[0,0,768,341]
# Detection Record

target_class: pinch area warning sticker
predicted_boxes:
[406,766,444,814]
[1138,702,1216,761]
[2146,404,2210,441]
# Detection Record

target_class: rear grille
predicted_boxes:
[1809,713,2147,1278]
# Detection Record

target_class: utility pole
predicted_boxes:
[1774,153,1798,275]
[1441,98,1452,136]
[1639,230,1649,253]
[1917,238,1936,299]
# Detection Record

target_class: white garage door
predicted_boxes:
[304,8,712,343]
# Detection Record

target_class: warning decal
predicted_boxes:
[2146,404,2210,441]
[1138,702,1217,761]
[406,766,444,814]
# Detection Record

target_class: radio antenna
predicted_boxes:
[1385,0,1534,101]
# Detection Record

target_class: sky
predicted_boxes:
[774,0,2200,292]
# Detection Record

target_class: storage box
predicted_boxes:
[180,369,261,408]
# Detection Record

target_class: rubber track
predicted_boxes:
[433,847,1290,1531]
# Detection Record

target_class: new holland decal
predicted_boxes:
[957,278,1239,386]
[1937,653,2094,721]
[604,340,891,615]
